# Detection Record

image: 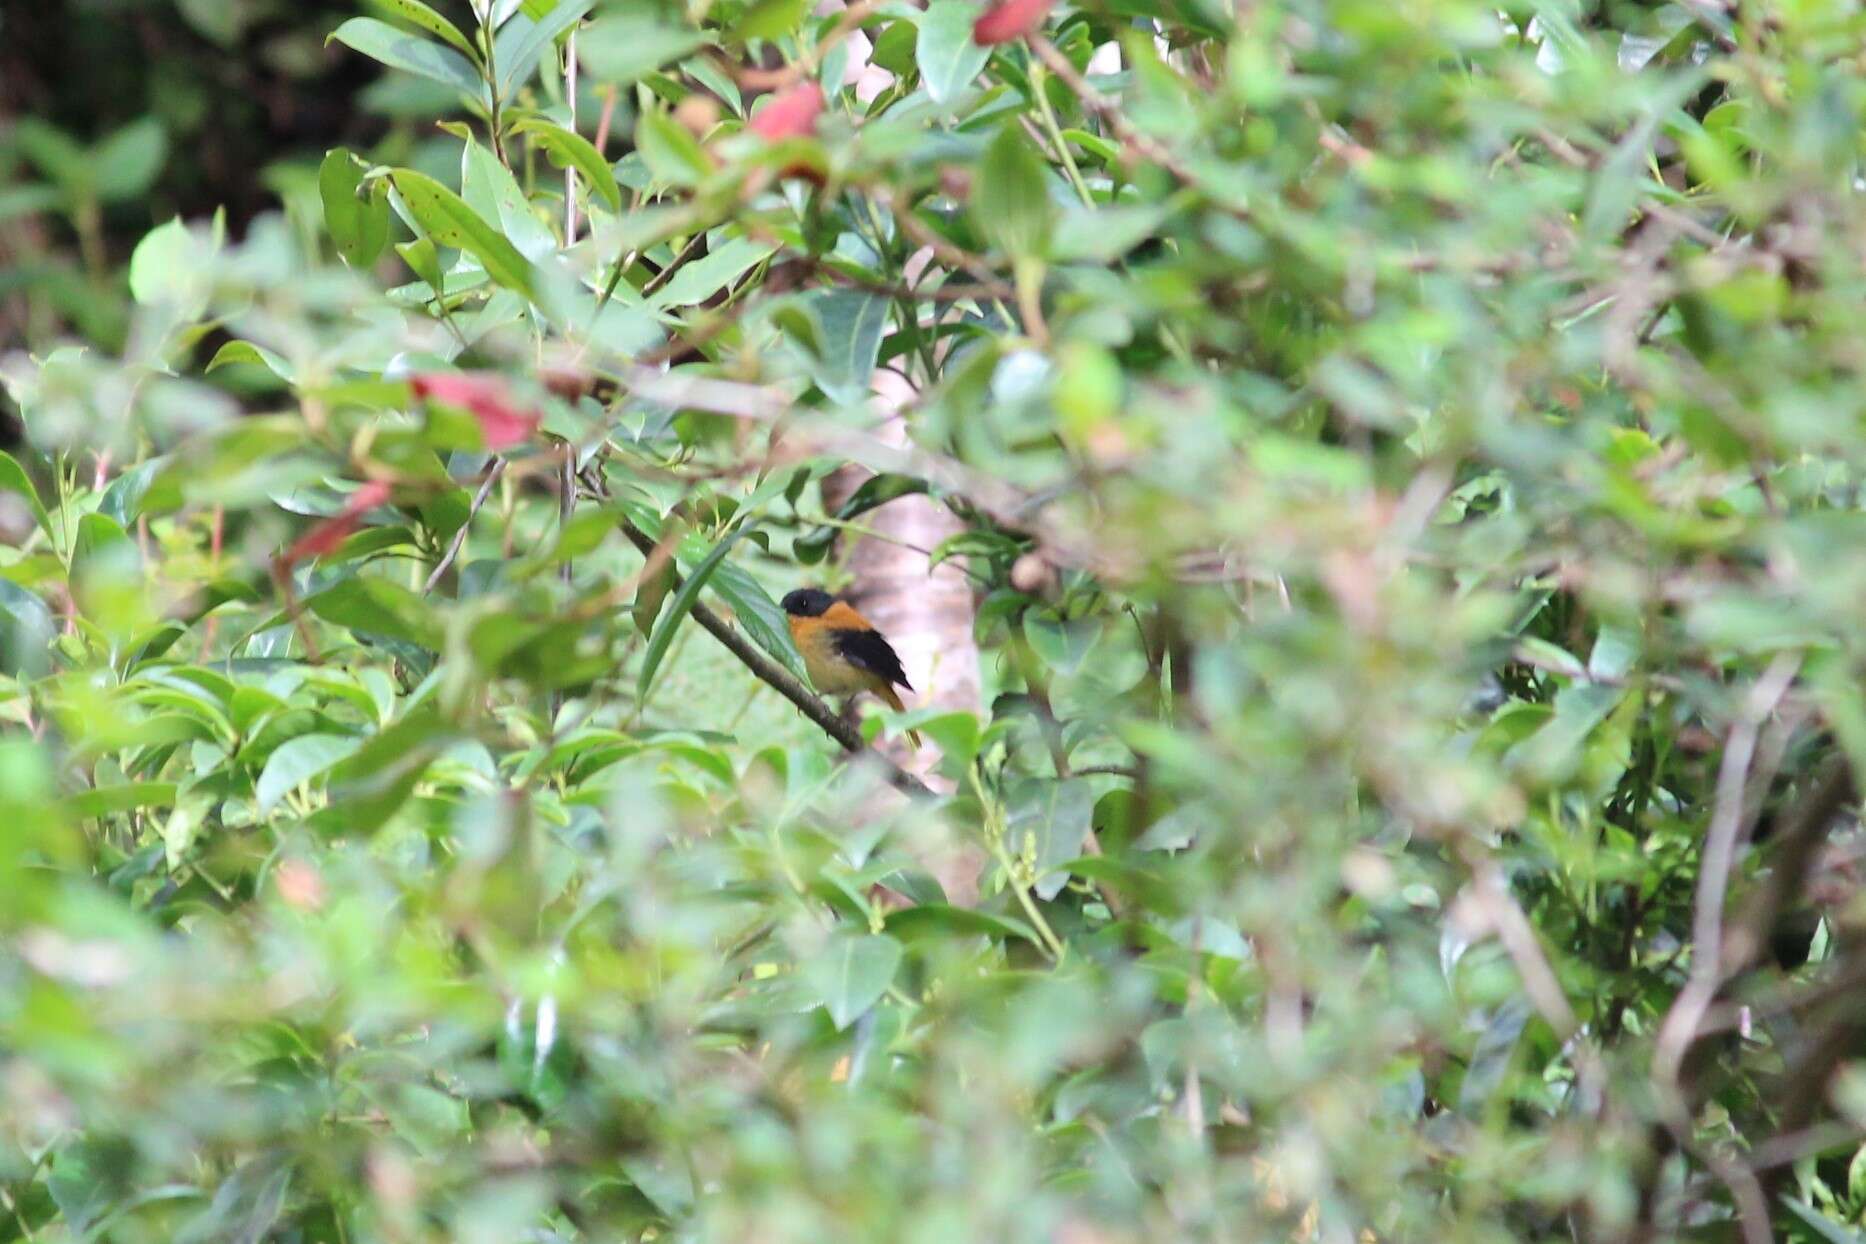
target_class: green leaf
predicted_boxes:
[1005,777,1092,900]
[0,450,51,539]
[576,13,704,86]
[389,168,538,302]
[329,16,485,98]
[917,0,991,106]
[12,118,92,194]
[205,340,296,383]
[512,118,621,212]
[973,124,1054,261]
[0,182,61,223]
[1507,681,1628,782]
[257,733,364,814]
[396,236,444,293]
[1782,1196,1866,1244]
[48,1140,132,1237]
[493,0,592,97]
[128,218,209,309]
[0,581,56,678]
[639,527,744,699]
[306,576,441,649]
[915,710,980,763]
[69,781,179,818]
[651,236,777,308]
[730,0,809,43]
[460,139,557,261]
[365,0,480,62]
[805,932,903,1030]
[93,118,170,202]
[72,510,135,574]
[1050,203,1168,263]
[635,108,713,188]
[173,1155,290,1244]
[806,290,889,404]
[703,558,808,682]
[318,149,391,269]
[1457,997,1531,1116]
[365,1082,470,1158]
[794,472,928,563]
[884,903,1039,946]
[324,706,452,832]
[98,459,160,527]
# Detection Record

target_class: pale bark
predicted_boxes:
[826,370,984,903]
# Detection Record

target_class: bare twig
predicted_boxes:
[1683,1136,1773,1244]
[1748,1121,1866,1171]
[879,189,1014,295]
[564,26,579,243]
[1026,34,1203,194]
[1653,652,1801,1088]
[1463,852,1580,1038]
[424,458,508,593]
[1184,915,1206,1138]
[640,233,708,299]
[593,85,618,154]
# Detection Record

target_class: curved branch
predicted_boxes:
[618,520,933,799]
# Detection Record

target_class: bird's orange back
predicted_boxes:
[819,600,874,631]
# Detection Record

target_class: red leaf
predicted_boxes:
[280,480,392,568]
[749,82,825,141]
[973,0,1051,44]
[411,372,541,451]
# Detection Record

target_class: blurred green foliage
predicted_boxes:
[6,0,1866,1240]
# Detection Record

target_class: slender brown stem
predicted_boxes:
[425,458,508,593]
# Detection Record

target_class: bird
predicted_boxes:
[780,588,921,747]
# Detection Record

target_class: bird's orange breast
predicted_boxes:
[788,615,879,695]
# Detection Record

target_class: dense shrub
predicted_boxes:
[6,0,1866,1239]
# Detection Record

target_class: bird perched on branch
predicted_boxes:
[781,588,920,748]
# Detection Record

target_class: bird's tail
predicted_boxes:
[876,685,921,749]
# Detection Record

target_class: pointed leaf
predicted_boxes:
[329,17,484,98]
[512,118,621,212]
[0,450,51,539]
[389,168,538,302]
[918,0,991,105]
[461,139,557,261]
[806,932,903,1030]
[257,733,364,814]
[366,0,480,61]
[638,526,744,698]
[635,108,713,188]
[576,13,704,86]
[493,0,592,96]
[973,123,1054,260]
[318,149,390,268]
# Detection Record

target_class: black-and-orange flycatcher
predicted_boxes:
[781,588,921,747]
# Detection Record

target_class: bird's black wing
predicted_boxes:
[831,626,911,689]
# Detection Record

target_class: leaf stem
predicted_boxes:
[969,767,1066,962]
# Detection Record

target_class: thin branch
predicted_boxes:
[564,26,579,243]
[879,189,1014,295]
[552,445,576,721]
[617,519,933,798]
[425,458,508,593]
[1462,850,1580,1038]
[1654,652,1801,1089]
[640,232,707,299]
[1728,755,1856,972]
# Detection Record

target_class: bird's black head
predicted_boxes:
[781,588,835,617]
